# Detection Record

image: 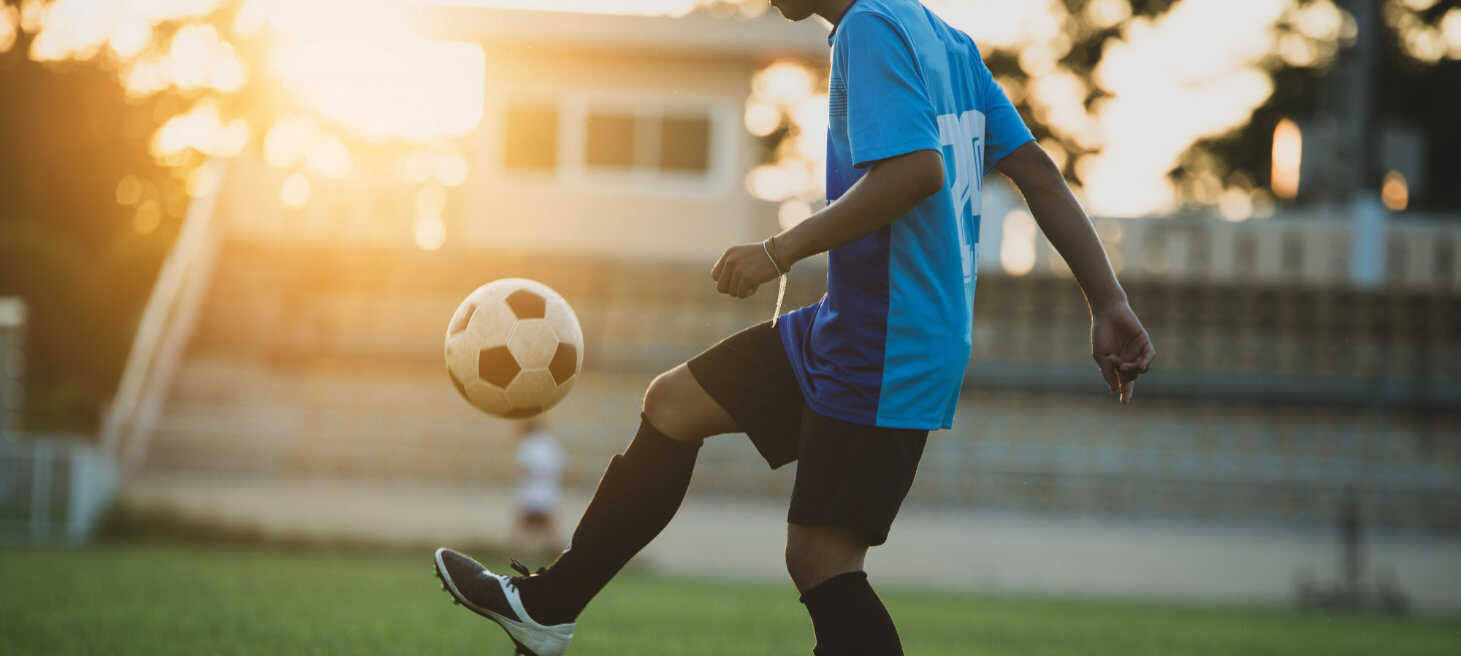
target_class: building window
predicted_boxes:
[585,112,638,169]
[584,111,711,174]
[500,97,720,184]
[503,105,558,170]
[659,116,710,173]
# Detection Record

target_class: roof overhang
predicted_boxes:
[409,4,829,60]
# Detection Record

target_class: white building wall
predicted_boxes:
[461,49,779,262]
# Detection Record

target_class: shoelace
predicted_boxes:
[510,559,541,576]
[502,559,546,593]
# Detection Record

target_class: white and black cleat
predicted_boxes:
[433,548,575,656]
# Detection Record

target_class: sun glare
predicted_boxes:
[280,172,311,209]
[1000,210,1039,276]
[778,199,813,230]
[414,213,447,250]
[259,0,486,143]
[422,0,704,16]
[0,7,19,54]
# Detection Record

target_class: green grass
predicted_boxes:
[1,545,1457,655]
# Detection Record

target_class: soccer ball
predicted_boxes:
[444,279,584,418]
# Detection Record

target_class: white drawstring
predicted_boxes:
[762,238,788,327]
[771,274,787,327]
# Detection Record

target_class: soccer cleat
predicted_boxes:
[433,548,575,656]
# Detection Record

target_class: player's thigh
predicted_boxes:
[788,408,928,547]
[642,364,739,442]
[681,321,805,468]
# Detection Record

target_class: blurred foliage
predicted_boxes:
[0,29,174,431]
[735,0,1459,215]
[1183,1,1461,213]
[0,0,469,433]
[978,0,1457,213]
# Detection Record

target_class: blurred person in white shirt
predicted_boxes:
[512,419,565,557]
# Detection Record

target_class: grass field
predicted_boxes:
[2,544,1458,655]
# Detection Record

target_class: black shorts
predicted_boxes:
[687,321,928,547]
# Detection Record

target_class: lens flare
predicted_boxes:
[1382,171,1410,212]
[1271,118,1302,200]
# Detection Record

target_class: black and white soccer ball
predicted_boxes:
[444,279,584,418]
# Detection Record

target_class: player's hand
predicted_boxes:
[1091,300,1155,405]
[711,242,780,299]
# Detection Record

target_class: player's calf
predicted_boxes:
[507,410,704,626]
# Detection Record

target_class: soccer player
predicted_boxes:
[432,0,1155,654]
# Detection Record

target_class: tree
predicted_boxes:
[735,0,1460,216]
[0,0,473,431]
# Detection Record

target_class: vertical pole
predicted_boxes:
[0,298,24,440]
[31,442,51,542]
[1346,0,1386,288]
[1340,486,1365,599]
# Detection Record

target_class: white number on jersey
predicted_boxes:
[937,109,986,286]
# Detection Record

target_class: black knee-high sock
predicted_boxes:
[800,571,904,656]
[517,415,699,624]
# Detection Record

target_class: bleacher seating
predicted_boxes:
[142,237,1461,535]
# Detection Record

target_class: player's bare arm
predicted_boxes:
[711,148,945,298]
[995,141,1156,404]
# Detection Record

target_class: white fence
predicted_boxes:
[0,438,117,544]
[987,210,1461,291]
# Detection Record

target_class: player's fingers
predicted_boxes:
[1136,342,1156,374]
[1120,378,1135,405]
[727,270,743,297]
[1118,340,1157,375]
[1095,354,1120,394]
[711,252,727,281]
[717,266,734,294]
[1118,357,1152,381]
[1119,331,1151,363]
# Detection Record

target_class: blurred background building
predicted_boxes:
[1,0,1459,615]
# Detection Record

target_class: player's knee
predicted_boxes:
[642,370,668,411]
[641,370,679,424]
[784,540,820,590]
[785,526,866,592]
[642,367,708,444]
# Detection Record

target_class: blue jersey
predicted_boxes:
[779,0,1034,430]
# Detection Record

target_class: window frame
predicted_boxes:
[488,89,736,199]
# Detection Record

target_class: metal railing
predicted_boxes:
[99,159,226,476]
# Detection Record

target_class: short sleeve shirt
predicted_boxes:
[778,0,1034,430]
[516,431,564,511]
